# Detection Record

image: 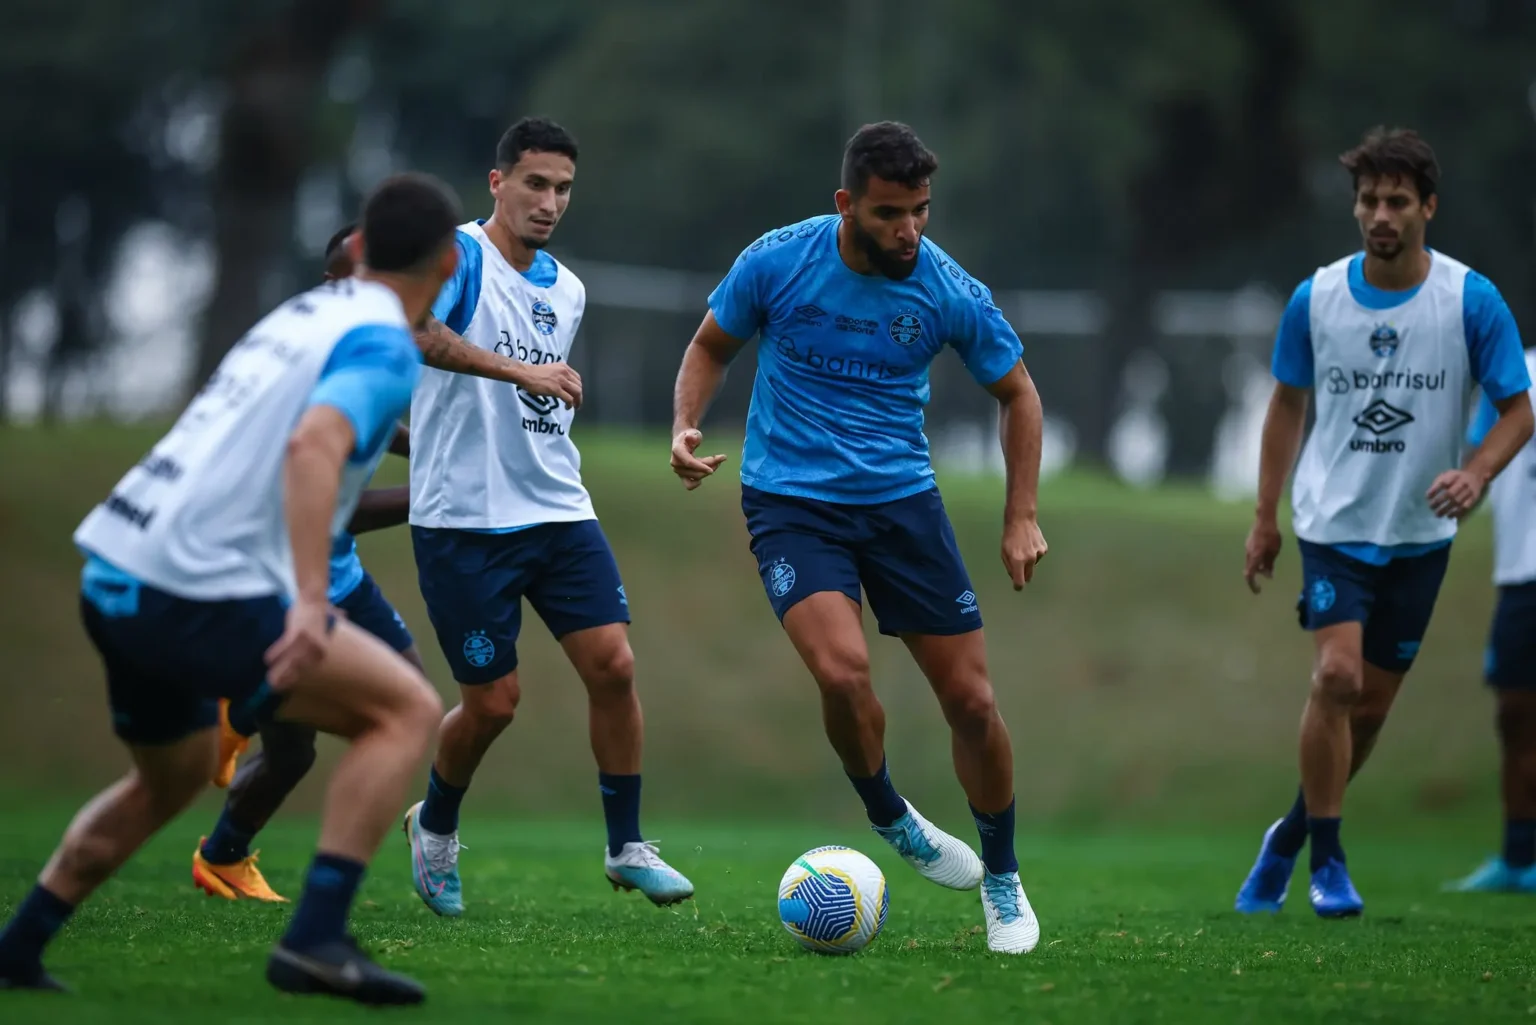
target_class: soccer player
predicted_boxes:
[669,122,1048,954]
[0,174,458,1004]
[1237,127,1534,918]
[1446,345,1536,893]
[193,224,423,904]
[401,116,693,915]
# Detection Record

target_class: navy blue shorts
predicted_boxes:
[1295,539,1451,673]
[79,560,287,746]
[412,521,630,684]
[1486,581,1536,690]
[741,485,981,637]
[335,570,414,654]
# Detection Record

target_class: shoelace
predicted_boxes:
[625,841,671,871]
[984,876,1022,922]
[423,833,462,877]
[887,818,940,864]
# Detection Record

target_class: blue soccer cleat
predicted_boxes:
[1444,856,1536,894]
[1235,819,1298,914]
[402,801,463,917]
[1308,859,1364,918]
[605,841,695,906]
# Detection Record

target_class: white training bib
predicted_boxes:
[409,221,594,529]
[1292,252,1476,548]
[1489,350,1536,586]
[74,280,408,600]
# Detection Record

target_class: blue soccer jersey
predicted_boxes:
[708,215,1023,505]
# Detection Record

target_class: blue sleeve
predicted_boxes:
[429,231,482,335]
[945,285,1024,387]
[308,324,422,462]
[1464,272,1531,401]
[707,240,768,340]
[1270,278,1314,387]
[1467,392,1499,448]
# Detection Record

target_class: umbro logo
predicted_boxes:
[956,590,978,614]
[793,304,827,321]
[1352,399,1414,437]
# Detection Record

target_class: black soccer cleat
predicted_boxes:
[0,962,68,993]
[266,936,425,1006]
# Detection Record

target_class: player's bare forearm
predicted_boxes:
[1255,383,1310,525]
[283,407,354,605]
[1464,391,1534,485]
[988,361,1043,524]
[415,316,526,387]
[672,311,746,433]
[346,486,410,536]
[388,421,410,458]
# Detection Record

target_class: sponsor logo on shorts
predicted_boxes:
[769,558,797,598]
[617,584,628,607]
[1309,579,1337,614]
[956,590,979,614]
[1396,640,1421,663]
[462,630,496,668]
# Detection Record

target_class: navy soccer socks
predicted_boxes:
[419,767,467,836]
[971,799,1019,875]
[1504,819,1536,870]
[283,853,366,952]
[599,773,643,857]
[1270,786,1309,858]
[0,884,74,977]
[201,805,258,865]
[847,759,907,828]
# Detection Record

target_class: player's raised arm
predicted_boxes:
[670,310,745,489]
[986,362,1047,589]
[415,314,582,410]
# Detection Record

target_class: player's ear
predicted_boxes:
[834,188,854,217]
[1422,193,1437,221]
[345,231,363,267]
[488,168,503,197]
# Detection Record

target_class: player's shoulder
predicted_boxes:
[541,251,585,303]
[735,214,838,268]
[915,235,996,304]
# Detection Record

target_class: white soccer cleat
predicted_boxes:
[402,801,464,917]
[604,841,695,906]
[980,870,1040,954]
[871,800,985,890]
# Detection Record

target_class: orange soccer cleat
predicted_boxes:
[192,841,288,903]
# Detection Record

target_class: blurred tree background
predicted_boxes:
[1,0,1533,483]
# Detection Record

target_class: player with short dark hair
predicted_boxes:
[401,116,694,915]
[1446,348,1536,893]
[1237,127,1534,917]
[670,121,1048,954]
[0,173,460,1004]
[193,223,421,905]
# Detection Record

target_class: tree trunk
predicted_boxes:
[192,0,379,397]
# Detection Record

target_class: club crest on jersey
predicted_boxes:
[1368,323,1400,358]
[531,300,558,336]
[888,311,923,347]
[768,558,797,598]
[462,630,496,668]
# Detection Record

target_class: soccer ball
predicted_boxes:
[777,846,889,955]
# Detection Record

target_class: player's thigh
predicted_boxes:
[336,570,417,663]
[859,487,982,639]
[559,623,635,693]
[126,728,220,816]
[1487,581,1536,692]
[782,591,872,691]
[740,485,864,624]
[274,619,442,742]
[902,630,991,701]
[411,526,528,685]
[526,520,632,642]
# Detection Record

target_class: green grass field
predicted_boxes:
[2,810,1534,1024]
[0,424,1530,1022]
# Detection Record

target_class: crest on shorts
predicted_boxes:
[462,630,496,668]
[769,558,797,598]
[1309,579,1336,614]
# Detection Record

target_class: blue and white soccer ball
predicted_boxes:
[777,846,889,955]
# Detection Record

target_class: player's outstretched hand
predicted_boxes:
[1244,518,1283,594]
[265,598,335,689]
[1001,517,1048,590]
[670,428,728,490]
[1427,468,1484,519]
[518,362,583,410]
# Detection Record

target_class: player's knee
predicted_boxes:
[1312,652,1363,706]
[464,675,520,730]
[582,641,636,702]
[938,681,998,733]
[809,647,873,705]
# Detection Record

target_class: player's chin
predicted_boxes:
[877,256,919,281]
